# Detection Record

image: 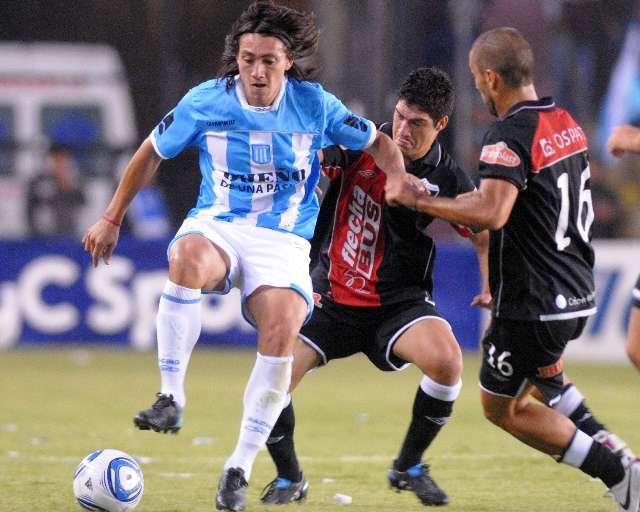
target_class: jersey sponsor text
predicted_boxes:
[479,142,521,167]
[219,169,307,194]
[532,111,589,172]
[341,185,381,280]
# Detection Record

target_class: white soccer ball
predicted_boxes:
[73,449,144,512]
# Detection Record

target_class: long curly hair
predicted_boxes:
[218,0,320,89]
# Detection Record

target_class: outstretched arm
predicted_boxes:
[607,125,640,157]
[469,229,492,308]
[82,138,162,267]
[390,177,519,231]
[365,131,414,202]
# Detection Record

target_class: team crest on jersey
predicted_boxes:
[251,144,272,164]
[358,168,376,178]
[480,141,521,167]
[420,177,440,196]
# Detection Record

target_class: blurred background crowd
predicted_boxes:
[0,0,639,240]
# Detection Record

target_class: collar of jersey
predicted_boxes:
[411,140,442,170]
[503,96,555,119]
[234,74,287,113]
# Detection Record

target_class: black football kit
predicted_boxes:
[300,124,476,370]
[477,98,597,399]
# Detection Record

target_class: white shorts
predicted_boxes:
[168,217,313,327]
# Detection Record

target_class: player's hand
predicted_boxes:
[607,124,640,158]
[470,291,492,309]
[82,217,121,267]
[385,174,428,209]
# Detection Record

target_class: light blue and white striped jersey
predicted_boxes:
[149,76,376,239]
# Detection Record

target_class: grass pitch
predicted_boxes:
[1,348,638,511]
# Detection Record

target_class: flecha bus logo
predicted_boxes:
[341,185,381,280]
[480,141,521,167]
[358,168,376,179]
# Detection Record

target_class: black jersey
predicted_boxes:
[312,124,475,307]
[478,97,596,321]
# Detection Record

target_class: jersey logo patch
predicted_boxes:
[158,112,174,135]
[343,115,369,132]
[251,144,272,164]
[420,177,440,196]
[480,141,521,167]
[358,168,376,178]
[341,185,382,280]
[538,137,556,157]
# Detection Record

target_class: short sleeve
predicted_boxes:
[149,92,199,159]
[478,125,529,190]
[321,91,376,150]
[454,166,476,195]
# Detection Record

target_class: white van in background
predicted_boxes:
[0,42,137,237]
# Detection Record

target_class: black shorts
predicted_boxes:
[299,294,448,371]
[479,316,587,403]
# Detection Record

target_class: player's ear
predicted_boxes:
[435,115,449,132]
[485,69,499,92]
[285,54,293,71]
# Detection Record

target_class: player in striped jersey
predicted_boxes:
[389,27,640,511]
[82,2,411,510]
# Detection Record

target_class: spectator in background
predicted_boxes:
[551,0,631,126]
[589,160,625,238]
[598,4,640,159]
[26,143,85,236]
[607,124,640,373]
[127,177,171,240]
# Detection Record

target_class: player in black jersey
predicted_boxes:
[259,67,490,507]
[627,276,640,372]
[389,28,640,511]
[608,124,640,372]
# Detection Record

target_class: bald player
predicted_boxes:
[387,27,640,511]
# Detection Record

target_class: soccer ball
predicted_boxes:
[73,449,144,511]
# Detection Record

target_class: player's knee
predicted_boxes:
[169,251,216,287]
[169,238,227,286]
[626,339,640,370]
[259,321,299,355]
[415,341,462,384]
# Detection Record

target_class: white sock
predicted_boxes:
[156,280,202,409]
[224,353,292,481]
[560,429,593,468]
[553,384,584,417]
[420,375,462,401]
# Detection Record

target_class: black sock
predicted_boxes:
[563,385,606,437]
[265,400,302,482]
[579,439,625,488]
[395,387,454,471]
